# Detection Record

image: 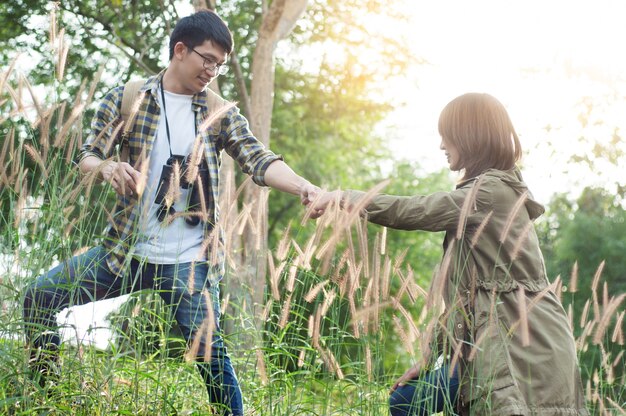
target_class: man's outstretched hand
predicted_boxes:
[300,183,325,219]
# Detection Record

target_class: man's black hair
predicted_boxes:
[169,10,234,59]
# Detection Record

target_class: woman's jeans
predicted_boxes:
[389,365,459,416]
[23,246,243,415]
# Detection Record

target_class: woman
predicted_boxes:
[316,93,588,415]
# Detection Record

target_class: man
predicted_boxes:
[23,10,320,415]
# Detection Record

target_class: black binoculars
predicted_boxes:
[154,154,211,226]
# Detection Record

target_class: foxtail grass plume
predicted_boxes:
[456,175,484,240]
[55,28,69,81]
[580,299,590,329]
[304,279,329,303]
[256,349,268,385]
[591,261,606,322]
[569,261,579,293]
[319,289,336,318]
[23,144,48,180]
[278,293,292,329]
[267,253,286,301]
[390,296,420,343]
[220,292,230,316]
[449,340,463,378]
[592,293,625,345]
[392,315,411,355]
[0,57,19,97]
[381,255,392,301]
[187,261,196,294]
[499,191,528,243]
[261,299,272,322]
[184,136,204,185]
[612,311,624,345]
[134,154,150,198]
[0,128,14,187]
[510,220,534,261]
[272,224,290,263]
[54,101,86,151]
[297,348,306,368]
[516,286,530,347]
[22,74,43,122]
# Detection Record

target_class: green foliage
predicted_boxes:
[538,186,626,408]
[0,1,178,93]
[266,62,391,240]
[542,187,626,302]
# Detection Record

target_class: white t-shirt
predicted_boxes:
[134,89,206,264]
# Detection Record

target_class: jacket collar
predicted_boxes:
[142,69,209,110]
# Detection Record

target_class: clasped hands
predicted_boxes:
[299,185,343,219]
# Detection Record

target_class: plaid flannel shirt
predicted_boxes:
[79,70,281,280]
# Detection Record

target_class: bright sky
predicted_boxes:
[379,0,626,202]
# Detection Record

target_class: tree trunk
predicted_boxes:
[241,0,308,328]
[192,0,211,10]
[191,0,309,341]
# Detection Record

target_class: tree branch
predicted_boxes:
[259,0,308,44]
[62,3,161,74]
[229,52,251,119]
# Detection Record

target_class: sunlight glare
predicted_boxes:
[383,0,626,202]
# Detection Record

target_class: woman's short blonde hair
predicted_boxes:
[438,93,521,180]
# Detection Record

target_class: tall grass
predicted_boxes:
[1,20,624,416]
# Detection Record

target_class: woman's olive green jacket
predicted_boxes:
[347,169,588,415]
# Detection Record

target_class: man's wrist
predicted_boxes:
[298,179,313,192]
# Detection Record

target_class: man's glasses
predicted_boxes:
[190,47,229,75]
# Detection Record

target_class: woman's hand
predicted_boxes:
[311,190,342,211]
[390,362,423,394]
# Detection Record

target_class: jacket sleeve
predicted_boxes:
[344,185,485,233]
[219,107,282,186]
[77,86,124,163]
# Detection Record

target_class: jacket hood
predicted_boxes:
[488,168,545,220]
[458,168,545,220]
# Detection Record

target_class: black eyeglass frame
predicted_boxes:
[189,47,229,75]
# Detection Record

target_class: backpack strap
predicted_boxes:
[204,87,229,127]
[119,79,146,162]
[205,87,225,112]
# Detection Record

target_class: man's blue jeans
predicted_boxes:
[23,246,243,415]
[389,365,459,416]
